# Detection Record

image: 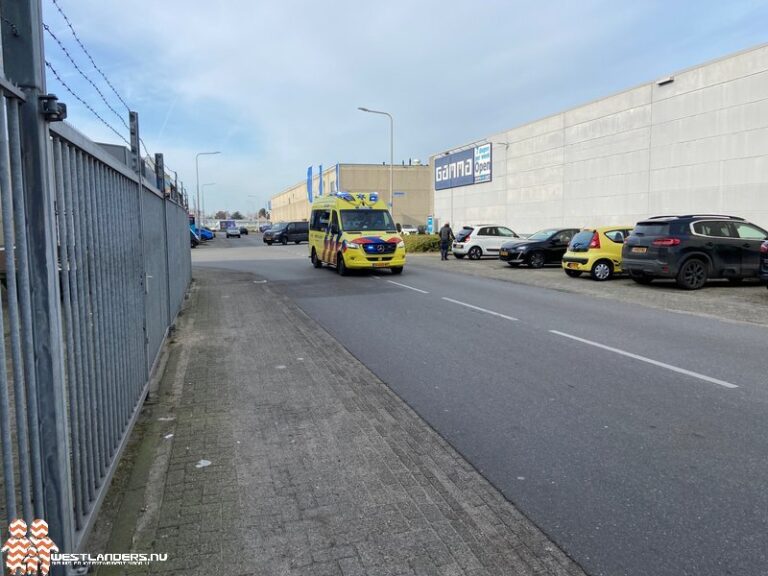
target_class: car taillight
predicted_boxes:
[652,237,681,247]
[761,242,768,254]
[588,231,600,249]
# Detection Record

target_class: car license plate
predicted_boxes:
[372,262,388,267]
[631,246,647,254]
[566,262,579,269]
[500,250,508,257]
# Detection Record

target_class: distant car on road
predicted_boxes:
[263,221,309,245]
[239,226,249,235]
[400,224,418,235]
[622,215,768,289]
[226,226,241,238]
[562,225,633,281]
[452,225,519,260]
[499,228,580,268]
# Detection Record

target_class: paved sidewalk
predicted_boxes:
[94,267,586,576]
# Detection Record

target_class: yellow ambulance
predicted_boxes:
[309,192,406,275]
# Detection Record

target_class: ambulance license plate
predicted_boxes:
[372,262,388,267]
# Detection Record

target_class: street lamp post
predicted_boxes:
[195,151,220,232]
[358,107,394,220]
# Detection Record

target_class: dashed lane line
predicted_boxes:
[441,297,518,321]
[549,330,738,389]
[387,280,429,294]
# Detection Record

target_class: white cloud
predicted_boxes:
[41,0,768,212]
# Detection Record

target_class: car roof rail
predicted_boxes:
[646,214,745,221]
[677,214,745,220]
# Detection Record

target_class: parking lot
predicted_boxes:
[407,252,768,327]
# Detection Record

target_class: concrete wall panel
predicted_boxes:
[432,44,768,233]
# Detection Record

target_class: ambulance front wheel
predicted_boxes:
[390,267,403,275]
[311,249,322,268]
[337,253,348,276]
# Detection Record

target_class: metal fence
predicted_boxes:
[0,4,191,558]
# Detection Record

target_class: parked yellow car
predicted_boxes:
[561,225,634,281]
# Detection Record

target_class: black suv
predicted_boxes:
[622,215,768,289]
[263,221,309,245]
[499,228,580,268]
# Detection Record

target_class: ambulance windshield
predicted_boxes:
[340,210,396,232]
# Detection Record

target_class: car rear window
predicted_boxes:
[456,227,473,242]
[569,231,594,249]
[633,223,670,236]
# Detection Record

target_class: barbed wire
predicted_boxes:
[43,23,130,133]
[46,0,173,183]
[1,16,19,36]
[45,60,130,146]
[49,0,131,112]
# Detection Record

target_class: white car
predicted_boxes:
[452,224,519,259]
[400,224,418,235]
[225,226,241,238]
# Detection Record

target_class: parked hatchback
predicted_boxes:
[452,225,519,259]
[622,215,768,290]
[561,225,633,281]
[499,228,580,268]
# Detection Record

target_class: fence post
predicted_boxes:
[156,154,173,327]
[0,0,74,554]
[129,111,150,382]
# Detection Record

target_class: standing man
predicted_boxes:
[439,222,455,261]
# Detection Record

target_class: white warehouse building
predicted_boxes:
[431,43,768,233]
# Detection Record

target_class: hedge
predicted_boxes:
[403,234,440,252]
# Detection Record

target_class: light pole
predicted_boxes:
[201,182,215,223]
[195,151,220,231]
[358,107,394,219]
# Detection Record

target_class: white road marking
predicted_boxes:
[441,297,518,321]
[387,280,429,294]
[549,330,738,389]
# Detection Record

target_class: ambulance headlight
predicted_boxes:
[347,242,361,249]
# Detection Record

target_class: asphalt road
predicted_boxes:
[194,234,768,576]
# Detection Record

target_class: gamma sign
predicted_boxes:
[434,143,492,190]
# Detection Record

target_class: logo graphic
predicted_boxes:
[1,519,58,576]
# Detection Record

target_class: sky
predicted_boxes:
[40,0,768,216]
